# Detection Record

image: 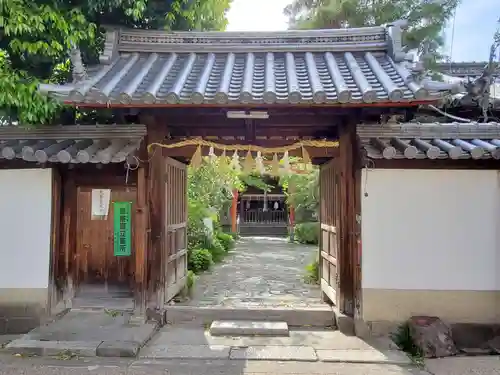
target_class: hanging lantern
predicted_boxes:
[190,145,203,169]
[271,153,280,176]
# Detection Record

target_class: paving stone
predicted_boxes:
[210,321,289,336]
[96,340,140,357]
[5,339,100,357]
[316,349,412,365]
[229,345,318,361]
[426,356,500,375]
[140,344,231,359]
[174,238,323,309]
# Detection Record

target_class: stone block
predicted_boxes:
[140,344,231,359]
[333,308,354,336]
[229,345,317,361]
[6,339,100,357]
[210,321,289,336]
[408,316,458,358]
[316,349,412,365]
[96,340,140,357]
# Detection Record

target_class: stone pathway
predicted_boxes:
[179,237,323,308]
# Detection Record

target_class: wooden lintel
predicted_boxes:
[158,114,342,128]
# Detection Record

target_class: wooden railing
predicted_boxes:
[242,209,287,224]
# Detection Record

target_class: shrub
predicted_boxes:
[391,322,424,366]
[186,270,196,295]
[228,231,240,241]
[216,231,235,252]
[188,248,213,273]
[295,222,320,245]
[304,259,320,284]
[208,238,226,263]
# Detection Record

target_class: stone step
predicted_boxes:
[210,320,289,336]
[164,305,336,328]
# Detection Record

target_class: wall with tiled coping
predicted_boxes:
[360,168,500,325]
[0,169,53,333]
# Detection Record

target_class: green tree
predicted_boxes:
[280,167,319,223]
[284,0,461,60]
[0,0,231,124]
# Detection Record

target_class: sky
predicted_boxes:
[226,0,499,62]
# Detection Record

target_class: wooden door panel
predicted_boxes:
[76,187,136,288]
[319,159,339,305]
[164,157,188,302]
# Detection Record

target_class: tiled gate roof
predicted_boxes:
[358,122,500,160]
[39,22,460,106]
[0,125,146,164]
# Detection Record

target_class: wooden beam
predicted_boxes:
[160,114,343,128]
[157,141,339,159]
[168,126,336,138]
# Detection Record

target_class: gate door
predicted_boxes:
[164,157,188,301]
[319,159,339,305]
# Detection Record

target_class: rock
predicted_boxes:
[408,316,458,358]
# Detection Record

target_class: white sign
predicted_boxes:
[91,189,111,219]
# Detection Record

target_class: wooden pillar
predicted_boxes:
[60,172,77,295]
[239,195,245,224]
[337,122,358,316]
[134,166,148,315]
[231,189,238,234]
[140,114,167,312]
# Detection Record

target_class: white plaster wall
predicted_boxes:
[0,169,53,289]
[361,169,499,291]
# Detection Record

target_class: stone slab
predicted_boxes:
[316,349,412,365]
[96,340,140,357]
[5,339,100,357]
[0,335,20,348]
[140,344,231,359]
[229,345,318,361]
[210,320,289,336]
[426,356,500,375]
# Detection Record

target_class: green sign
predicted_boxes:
[113,201,132,257]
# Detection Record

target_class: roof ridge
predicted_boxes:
[98,22,409,62]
